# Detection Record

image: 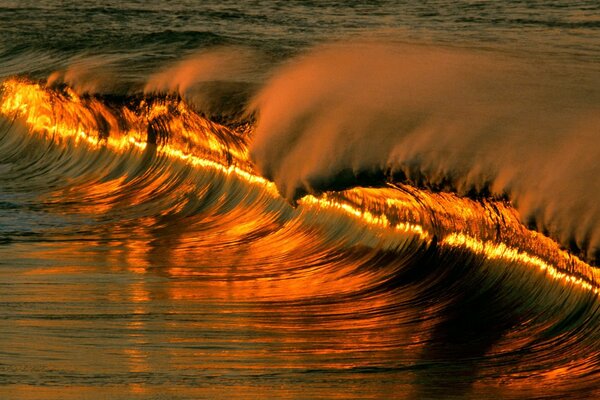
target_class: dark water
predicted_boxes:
[1,1,599,399]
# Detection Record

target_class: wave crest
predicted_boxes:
[248,42,600,262]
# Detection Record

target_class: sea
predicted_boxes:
[0,1,599,399]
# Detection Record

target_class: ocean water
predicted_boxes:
[0,1,599,399]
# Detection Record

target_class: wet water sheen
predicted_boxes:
[1,1,599,399]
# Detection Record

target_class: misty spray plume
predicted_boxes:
[145,47,268,122]
[47,56,126,95]
[248,42,600,262]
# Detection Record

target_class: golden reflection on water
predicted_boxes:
[1,77,598,295]
[443,233,599,294]
[1,78,600,398]
[0,79,272,188]
[2,232,597,398]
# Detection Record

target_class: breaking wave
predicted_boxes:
[1,68,599,397]
[249,42,600,263]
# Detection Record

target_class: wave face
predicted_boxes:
[1,78,599,399]
[1,2,600,399]
[249,43,600,263]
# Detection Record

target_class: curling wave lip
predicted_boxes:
[1,77,598,296]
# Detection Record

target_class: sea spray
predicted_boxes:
[248,42,600,261]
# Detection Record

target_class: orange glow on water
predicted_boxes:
[1,77,598,298]
[442,233,599,294]
[299,194,431,242]
[300,188,600,295]
[0,78,275,193]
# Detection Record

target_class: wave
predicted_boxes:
[248,42,600,263]
[1,76,598,278]
[1,74,600,397]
